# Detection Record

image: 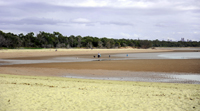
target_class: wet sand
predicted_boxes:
[5,59,199,73]
[1,59,200,84]
[0,61,8,63]
[67,59,199,73]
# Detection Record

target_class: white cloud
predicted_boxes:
[193,31,199,34]
[176,6,200,10]
[154,30,160,33]
[71,18,91,23]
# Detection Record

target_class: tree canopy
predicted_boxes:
[0,30,199,49]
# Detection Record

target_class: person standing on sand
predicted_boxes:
[127,54,128,57]
[98,53,100,58]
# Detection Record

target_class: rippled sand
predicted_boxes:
[1,74,200,111]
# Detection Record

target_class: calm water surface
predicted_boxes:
[63,72,200,84]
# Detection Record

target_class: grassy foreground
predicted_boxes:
[0,74,200,111]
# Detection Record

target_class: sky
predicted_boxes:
[0,0,200,41]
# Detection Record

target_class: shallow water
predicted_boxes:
[63,72,200,84]
[170,75,200,81]
[0,57,96,65]
[114,52,200,59]
[158,52,200,59]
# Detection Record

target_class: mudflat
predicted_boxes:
[2,59,200,76]
[1,49,200,76]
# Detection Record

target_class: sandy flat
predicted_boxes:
[0,49,200,110]
[1,48,199,59]
[0,74,200,111]
[0,48,171,59]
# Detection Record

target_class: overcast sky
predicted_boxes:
[0,0,200,41]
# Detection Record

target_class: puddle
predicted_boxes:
[114,52,200,59]
[0,57,96,66]
[170,75,200,81]
[62,71,200,84]
[158,52,200,59]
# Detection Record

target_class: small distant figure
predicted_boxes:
[127,54,128,57]
[98,52,100,58]
[55,49,57,51]
[94,55,95,58]
[109,55,110,58]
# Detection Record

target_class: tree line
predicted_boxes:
[0,30,200,49]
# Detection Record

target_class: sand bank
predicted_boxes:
[0,48,171,59]
[0,74,199,111]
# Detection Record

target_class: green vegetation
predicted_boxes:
[0,30,199,49]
